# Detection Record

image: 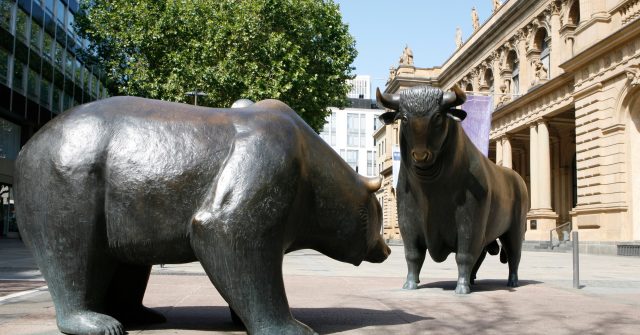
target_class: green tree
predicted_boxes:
[77,0,356,131]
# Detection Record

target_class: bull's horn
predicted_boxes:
[376,87,400,110]
[360,175,382,192]
[442,85,466,108]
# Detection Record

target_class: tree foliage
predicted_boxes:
[77,0,356,131]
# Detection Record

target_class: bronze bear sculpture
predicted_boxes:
[16,97,390,335]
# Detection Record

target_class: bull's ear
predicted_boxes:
[447,108,467,121]
[379,112,398,125]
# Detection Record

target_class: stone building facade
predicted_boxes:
[379,0,640,245]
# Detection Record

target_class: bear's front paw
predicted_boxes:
[58,311,124,335]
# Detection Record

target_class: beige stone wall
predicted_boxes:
[379,0,640,242]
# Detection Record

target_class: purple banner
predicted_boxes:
[460,95,493,156]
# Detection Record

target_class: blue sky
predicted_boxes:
[334,0,494,94]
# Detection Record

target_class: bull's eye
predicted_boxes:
[400,115,408,123]
[433,113,443,125]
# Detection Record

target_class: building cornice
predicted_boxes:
[560,18,640,73]
[438,0,544,86]
[385,74,439,94]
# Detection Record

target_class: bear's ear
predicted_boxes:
[379,112,398,125]
[447,108,467,121]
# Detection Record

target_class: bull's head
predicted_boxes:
[377,85,467,177]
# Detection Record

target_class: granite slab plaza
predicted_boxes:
[0,239,639,335]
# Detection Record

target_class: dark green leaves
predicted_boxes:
[77,0,356,132]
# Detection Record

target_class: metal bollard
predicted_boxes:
[572,231,580,289]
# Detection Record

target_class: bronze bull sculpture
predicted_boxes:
[16,97,390,335]
[377,85,528,294]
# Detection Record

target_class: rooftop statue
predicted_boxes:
[493,0,502,12]
[399,45,414,66]
[16,97,390,335]
[472,7,480,31]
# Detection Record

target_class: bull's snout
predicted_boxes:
[412,150,431,162]
[364,238,391,263]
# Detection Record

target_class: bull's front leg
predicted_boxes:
[397,169,427,290]
[454,200,486,294]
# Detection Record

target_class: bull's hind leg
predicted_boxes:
[470,249,488,285]
[106,263,166,325]
[499,227,523,287]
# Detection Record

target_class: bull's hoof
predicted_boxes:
[402,280,419,290]
[455,284,471,294]
[58,311,124,335]
[507,274,519,287]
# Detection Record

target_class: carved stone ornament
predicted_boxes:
[626,65,640,87]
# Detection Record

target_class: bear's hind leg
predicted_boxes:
[18,176,123,334]
[25,214,123,335]
[106,263,166,325]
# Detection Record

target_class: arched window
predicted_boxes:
[465,83,473,92]
[508,50,519,95]
[568,1,580,26]
[484,69,494,94]
[535,29,550,80]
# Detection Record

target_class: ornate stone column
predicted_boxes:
[502,135,513,169]
[537,120,552,210]
[529,124,539,209]
[526,120,558,240]
[496,138,504,166]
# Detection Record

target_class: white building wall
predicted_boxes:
[320,106,383,177]
[346,75,371,99]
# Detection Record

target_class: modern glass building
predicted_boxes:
[0,0,108,238]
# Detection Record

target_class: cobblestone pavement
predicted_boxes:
[0,239,639,334]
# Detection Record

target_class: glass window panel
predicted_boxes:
[83,69,90,91]
[30,19,42,50]
[0,0,13,30]
[65,51,73,76]
[75,59,81,83]
[54,41,64,69]
[66,10,74,35]
[0,47,8,84]
[27,68,39,99]
[45,0,54,14]
[56,0,64,25]
[43,32,53,59]
[12,60,23,92]
[0,118,21,160]
[15,7,27,40]
[346,150,358,171]
[63,93,72,110]
[93,75,100,96]
[52,88,61,112]
[40,78,50,106]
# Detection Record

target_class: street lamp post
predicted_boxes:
[186,90,207,106]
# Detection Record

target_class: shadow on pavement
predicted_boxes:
[128,305,430,333]
[418,279,541,292]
